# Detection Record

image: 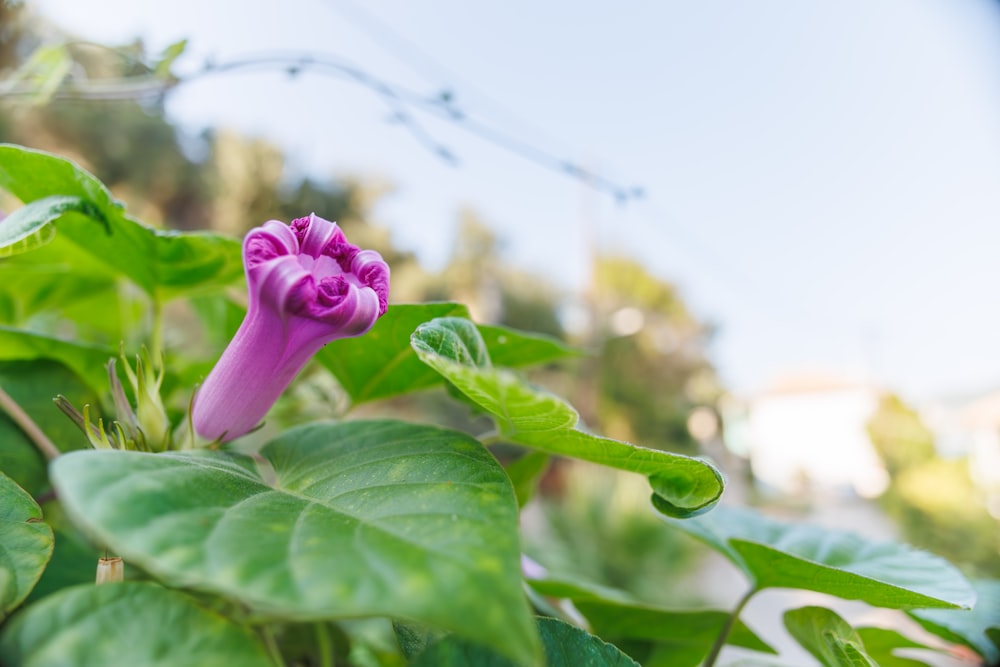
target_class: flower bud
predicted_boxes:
[192,214,389,442]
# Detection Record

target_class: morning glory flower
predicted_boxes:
[192,213,389,442]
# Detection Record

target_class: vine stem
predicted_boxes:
[150,296,164,362]
[259,626,288,667]
[702,586,758,667]
[0,385,61,460]
[315,622,335,667]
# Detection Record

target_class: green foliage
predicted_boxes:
[784,607,878,667]
[527,576,774,667]
[411,316,724,518]
[867,394,999,577]
[0,359,97,495]
[866,394,937,476]
[407,617,639,667]
[0,144,243,298]
[0,125,988,667]
[50,420,540,665]
[663,505,974,610]
[0,471,53,619]
[0,582,274,666]
[909,578,1000,664]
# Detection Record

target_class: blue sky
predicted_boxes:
[30,0,1000,400]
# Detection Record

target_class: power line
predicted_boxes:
[1,48,643,201]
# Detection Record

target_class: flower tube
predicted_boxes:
[192,213,389,442]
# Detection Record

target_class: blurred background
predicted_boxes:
[1,0,998,658]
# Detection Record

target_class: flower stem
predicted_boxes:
[0,385,60,460]
[702,586,758,667]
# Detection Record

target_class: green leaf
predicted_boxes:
[526,577,773,667]
[23,525,98,605]
[317,303,470,403]
[477,324,582,368]
[505,451,550,507]
[663,505,975,610]
[0,359,99,495]
[0,234,129,338]
[0,471,53,619]
[394,620,447,660]
[578,600,772,666]
[411,316,723,518]
[517,430,723,518]
[317,305,580,405]
[0,144,242,297]
[0,327,112,393]
[0,195,106,257]
[0,582,274,666]
[408,616,638,667]
[784,606,879,667]
[153,39,188,77]
[412,318,578,433]
[50,419,541,666]
[854,628,936,667]
[908,578,1000,664]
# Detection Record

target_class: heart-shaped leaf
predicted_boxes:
[662,505,974,610]
[0,582,273,666]
[408,616,638,667]
[411,317,723,518]
[50,419,540,666]
[784,606,879,667]
[908,578,1000,664]
[0,471,53,619]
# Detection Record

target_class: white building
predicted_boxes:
[728,371,889,497]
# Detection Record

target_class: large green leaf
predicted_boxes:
[0,471,53,619]
[411,316,723,518]
[0,359,99,495]
[407,616,638,667]
[908,578,1000,664]
[526,577,773,667]
[0,144,242,297]
[784,606,879,667]
[0,582,274,666]
[50,419,541,666]
[663,505,974,610]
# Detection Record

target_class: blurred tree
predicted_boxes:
[868,394,999,576]
[867,394,937,476]
[427,211,564,337]
[587,256,721,454]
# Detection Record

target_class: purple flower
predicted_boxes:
[192,213,389,442]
